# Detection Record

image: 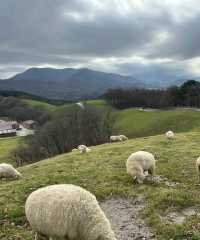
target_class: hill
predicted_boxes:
[0,67,143,100]
[1,132,200,239]
[113,108,200,138]
[21,97,200,138]
[0,137,22,165]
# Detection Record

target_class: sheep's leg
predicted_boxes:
[198,172,200,182]
[35,233,48,240]
[197,166,200,182]
[148,165,155,176]
[64,236,70,240]
[136,167,146,184]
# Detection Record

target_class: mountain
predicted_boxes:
[0,68,144,100]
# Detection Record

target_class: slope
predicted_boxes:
[1,132,200,239]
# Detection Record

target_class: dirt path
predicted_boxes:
[100,197,156,240]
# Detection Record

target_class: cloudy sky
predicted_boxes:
[1,0,200,83]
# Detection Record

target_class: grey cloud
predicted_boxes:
[150,15,200,59]
[113,61,195,87]
[0,0,200,80]
[0,0,170,60]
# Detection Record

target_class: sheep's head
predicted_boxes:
[15,171,22,179]
[86,148,91,153]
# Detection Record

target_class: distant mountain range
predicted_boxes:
[0,68,145,100]
[0,67,196,100]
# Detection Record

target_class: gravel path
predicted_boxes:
[100,197,156,240]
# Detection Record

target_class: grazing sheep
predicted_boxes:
[126,151,156,184]
[72,148,78,152]
[119,135,128,141]
[165,130,175,140]
[76,102,85,109]
[25,184,116,240]
[0,163,22,179]
[78,145,91,153]
[110,135,122,142]
[196,157,200,182]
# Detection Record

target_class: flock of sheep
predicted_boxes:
[1,129,199,240]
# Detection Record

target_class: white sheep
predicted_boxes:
[72,148,78,152]
[0,163,22,179]
[119,135,128,141]
[126,151,156,184]
[78,145,91,153]
[25,184,116,240]
[110,135,122,142]
[165,130,175,140]
[196,157,200,182]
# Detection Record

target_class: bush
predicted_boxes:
[13,105,114,165]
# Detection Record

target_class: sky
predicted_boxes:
[1,0,200,83]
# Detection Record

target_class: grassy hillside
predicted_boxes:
[114,108,200,138]
[1,132,200,239]
[86,99,107,106]
[22,99,57,112]
[22,97,200,138]
[22,99,75,115]
[0,137,23,165]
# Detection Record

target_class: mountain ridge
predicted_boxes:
[0,67,144,100]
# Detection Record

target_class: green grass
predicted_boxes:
[114,108,200,138]
[0,137,23,165]
[1,132,200,239]
[23,98,200,139]
[86,99,107,106]
[22,98,75,116]
[22,99,57,112]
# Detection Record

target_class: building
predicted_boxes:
[0,121,17,137]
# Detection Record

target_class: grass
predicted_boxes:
[23,98,108,115]
[0,137,23,165]
[22,98,75,116]
[86,99,107,106]
[114,108,200,138]
[22,99,57,112]
[1,132,200,239]
[23,98,200,138]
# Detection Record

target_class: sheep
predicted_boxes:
[25,184,117,240]
[196,157,200,182]
[119,135,128,141]
[165,130,175,140]
[78,145,91,153]
[110,135,122,142]
[126,151,156,184]
[72,148,78,152]
[0,163,22,179]
[110,135,128,142]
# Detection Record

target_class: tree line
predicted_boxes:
[104,80,200,109]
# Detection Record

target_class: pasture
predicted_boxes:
[1,132,200,239]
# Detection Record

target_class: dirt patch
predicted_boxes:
[162,207,198,225]
[164,211,186,224]
[146,175,180,188]
[100,197,156,240]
